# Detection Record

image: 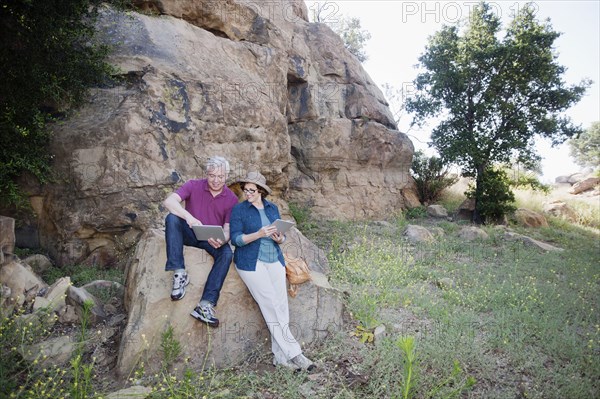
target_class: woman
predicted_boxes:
[229,171,316,371]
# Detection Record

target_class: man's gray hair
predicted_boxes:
[205,156,230,174]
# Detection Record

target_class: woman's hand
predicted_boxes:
[259,225,278,238]
[271,232,285,244]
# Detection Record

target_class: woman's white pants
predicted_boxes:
[236,260,302,363]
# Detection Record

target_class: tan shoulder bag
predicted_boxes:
[283,253,311,297]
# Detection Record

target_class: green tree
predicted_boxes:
[569,121,600,168]
[0,0,126,208]
[405,2,591,223]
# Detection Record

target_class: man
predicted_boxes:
[163,156,238,327]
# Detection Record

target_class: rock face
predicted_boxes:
[117,228,343,376]
[15,0,416,265]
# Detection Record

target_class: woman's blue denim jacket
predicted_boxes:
[230,199,286,271]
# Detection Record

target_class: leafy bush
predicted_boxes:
[411,151,458,205]
[404,205,428,220]
[0,0,128,208]
[466,167,516,224]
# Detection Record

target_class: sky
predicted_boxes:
[304,1,600,182]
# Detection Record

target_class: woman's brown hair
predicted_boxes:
[241,182,269,198]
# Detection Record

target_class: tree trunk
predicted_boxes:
[472,165,485,224]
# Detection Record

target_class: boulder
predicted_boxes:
[283,226,329,273]
[116,229,343,377]
[23,254,53,274]
[288,118,414,220]
[427,205,448,218]
[455,198,475,222]
[514,208,548,228]
[403,225,434,243]
[0,260,48,313]
[570,177,600,195]
[20,0,415,266]
[20,335,76,367]
[542,201,578,222]
[504,232,563,252]
[66,286,108,326]
[567,173,586,184]
[457,226,489,241]
[32,276,71,313]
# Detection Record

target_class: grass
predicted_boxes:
[293,201,599,398]
[2,190,598,398]
[42,263,124,287]
[0,302,97,399]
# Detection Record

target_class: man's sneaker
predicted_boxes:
[170,271,189,301]
[291,354,316,372]
[190,303,219,327]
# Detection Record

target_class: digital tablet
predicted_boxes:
[192,225,226,241]
[271,219,295,234]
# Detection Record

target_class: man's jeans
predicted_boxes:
[164,213,232,306]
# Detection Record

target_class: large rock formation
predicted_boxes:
[26,0,415,265]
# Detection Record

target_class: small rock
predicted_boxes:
[457,226,489,241]
[22,254,53,274]
[58,305,80,324]
[66,286,107,326]
[437,278,455,290]
[104,303,118,315]
[455,198,475,221]
[503,232,564,252]
[514,209,548,228]
[403,225,434,243]
[542,201,578,222]
[427,205,448,218]
[373,324,386,342]
[20,335,76,367]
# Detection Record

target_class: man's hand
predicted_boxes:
[208,238,224,248]
[186,217,202,228]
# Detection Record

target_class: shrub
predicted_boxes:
[466,167,516,224]
[0,0,129,208]
[411,151,458,205]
